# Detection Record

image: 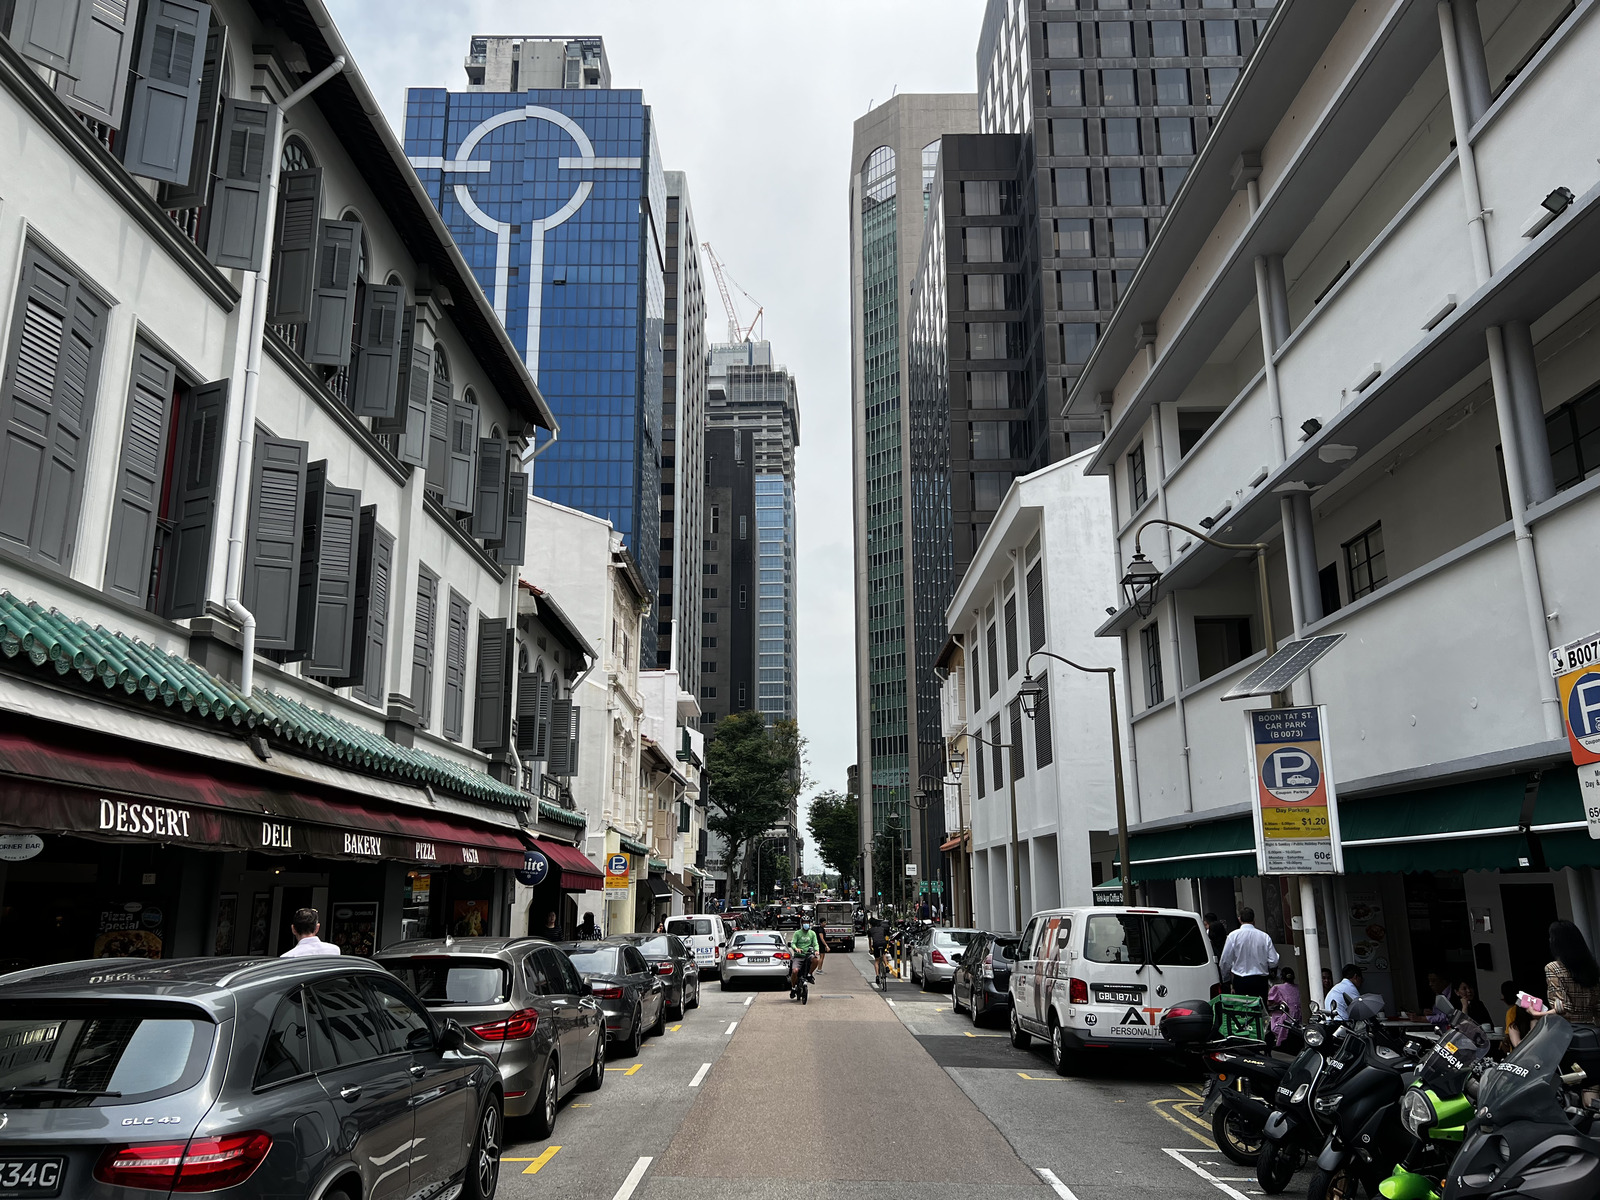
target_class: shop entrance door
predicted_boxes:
[1405,872,1473,1008]
[1500,882,1558,997]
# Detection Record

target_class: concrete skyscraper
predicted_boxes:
[849,95,978,897]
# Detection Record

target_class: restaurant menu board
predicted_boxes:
[95,901,163,958]
[213,894,237,956]
[327,902,379,958]
[1347,888,1394,1005]
[454,900,489,937]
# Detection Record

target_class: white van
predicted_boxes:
[1009,906,1218,1073]
[665,913,729,977]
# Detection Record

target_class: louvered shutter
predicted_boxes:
[157,378,224,618]
[54,0,140,127]
[334,510,393,704]
[533,677,552,760]
[425,377,450,496]
[473,617,509,750]
[495,470,527,566]
[567,707,582,775]
[121,0,209,184]
[304,219,361,366]
[470,437,506,541]
[515,671,539,754]
[241,433,307,652]
[1033,679,1053,768]
[205,98,274,271]
[412,566,437,726]
[1027,561,1045,653]
[267,168,321,322]
[546,696,573,775]
[442,590,469,742]
[103,342,176,605]
[444,397,477,512]
[350,284,402,418]
[0,247,107,572]
[379,308,431,465]
[161,18,227,208]
[6,0,90,75]
[292,463,361,675]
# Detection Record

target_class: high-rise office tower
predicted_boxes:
[660,173,708,685]
[700,428,756,728]
[848,95,978,886]
[406,36,667,665]
[707,342,800,725]
[462,35,610,91]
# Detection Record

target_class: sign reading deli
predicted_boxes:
[8,790,523,868]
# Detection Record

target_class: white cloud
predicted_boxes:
[324,0,982,871]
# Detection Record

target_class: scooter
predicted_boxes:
[1377,1012,1494,1200]
[1195,1003,1323,1165]
[1444,1014,1600,1200]
[1305,1019,1428,1200]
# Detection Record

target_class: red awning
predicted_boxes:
[0,725,528,870]
[939,830,971,853]
[529,837,604,891]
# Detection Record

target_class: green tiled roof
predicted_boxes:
[618,833,649,855]
[539,800,585,828]
[0,592,558,816]
[648,857,668,871]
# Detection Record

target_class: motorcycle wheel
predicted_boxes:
[1211,1106,1262,1166]
[1306,1165,1362,1200]
[1256,1139,1297,1195]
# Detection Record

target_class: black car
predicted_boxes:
[558,941,667,1056]
[951,930,1021,1026]
[613,934,701,1018]
[0,956,503,1199]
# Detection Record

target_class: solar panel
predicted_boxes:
[1222,633,1346,700]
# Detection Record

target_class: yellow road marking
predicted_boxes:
[669,1024,682,1032]
[1149,1098,1213,1147]
[571,1104,592,1108]
[964,1031,1005,1038]
[1177,1084,1206,1102]
[516,1146,560,1175]
[1016,1071,1072,1081]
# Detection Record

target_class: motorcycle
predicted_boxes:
[1444,1014,1600,1200]
[1377,1012,1494,1200]
[1305,1018,1429,1200]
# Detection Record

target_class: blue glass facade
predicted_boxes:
[405,87,665,664]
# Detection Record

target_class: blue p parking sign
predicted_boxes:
[517,850,549,887]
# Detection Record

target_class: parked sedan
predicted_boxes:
[614,933,702,1017]
[0,956,503,1200]
[378,936,605,1137]
[719,930,794,989]
[911,927,979,990]
[560,941,667,1056]
[951,930,1021,1026]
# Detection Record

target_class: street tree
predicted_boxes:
[704,711,806,898]
[806,791,859,894]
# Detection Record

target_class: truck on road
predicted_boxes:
[815,901,856,952]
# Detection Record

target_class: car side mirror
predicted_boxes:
[436,1019,465,1052]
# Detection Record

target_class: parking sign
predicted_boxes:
[1550,631,1600,837]
[1247,706,1343,875]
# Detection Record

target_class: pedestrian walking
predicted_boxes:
[1217,907,1277,999]
[280,907,341,958]
[1538,919,1600,1025]
[1203,912,1228,959]
[576,911,600,940]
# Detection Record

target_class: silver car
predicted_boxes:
[719,930,794,990]
[911,928,979,990]
[377,936,605,1138]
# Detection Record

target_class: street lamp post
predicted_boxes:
[968,731,1023,931]
[1017,650,1133,905]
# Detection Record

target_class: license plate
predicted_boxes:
[0,1158,63,1197]
[1096,988,1144,1004]
[748,957,769,964]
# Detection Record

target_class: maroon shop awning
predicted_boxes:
[527,837,604,891]
[0,727,527,871]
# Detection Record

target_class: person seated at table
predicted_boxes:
[1325,963,1364,1021]
[1499,980,1531,1053]
[1453,978,1493,1026]
[1427,969,1458,1020]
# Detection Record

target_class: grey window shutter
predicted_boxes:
[0,247,107,572]
[515,670,539,755]
[54,0,141,127]
[567,707,582,775]
[205,98,273,272]
[157,377,225,618]
[103,341,176,606]
[473,617,509,750]
[470,437,506,541]
[304,219,361,366]
[374,304,412,435]
[241,432,307,652]
[425,384,450,497]
[533,677,552,760]
[333,510,393,704]
[267,167,322,322]
[546,696,573,776]
[6,0,90,75]
[379,308,431,465]
[293,463,361,676]
[495,470,527,566]
[160,17,227,208]
[444,397,477,512]
[120,0,209,184]
[351,284,402,418]
[442,590,469,742]
[412,565,437,727]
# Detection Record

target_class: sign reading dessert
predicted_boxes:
[1247,705,1344,875]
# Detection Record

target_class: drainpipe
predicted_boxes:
[1150,406,1193,814]
[1438,2,1563,739]
[222,54,347,698]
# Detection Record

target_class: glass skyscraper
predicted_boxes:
[754,476,795,722]
[404,82,666,664]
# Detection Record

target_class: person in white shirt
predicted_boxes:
[1324,964,1365,1020]
[280,907,342,958]
[1217,907,1279,999]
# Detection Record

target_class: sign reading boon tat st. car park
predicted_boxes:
[1247,705,1344,875]
[1550,631,1600,838]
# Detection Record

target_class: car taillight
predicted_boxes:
[97,1132,272,1192]
[1068,977,1088,1005]
[592,985,625,999]
[726,951,745,960]
[981,952,995,980]
[1210,981,1223,998]
[930,949,948,965]
[655,962,675,975]
[471,1008,539,1041]
[775,951,791,960]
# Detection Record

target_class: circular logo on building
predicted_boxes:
[1260,747,1321,803]
[0,834,42,862]
[518,851,550,887]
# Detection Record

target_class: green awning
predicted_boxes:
[1527,767,1599,869]
[1339,774,1532,874]
[1130,814,1257,882]
[618,834,650,856]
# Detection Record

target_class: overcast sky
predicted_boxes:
[325,0,984,871]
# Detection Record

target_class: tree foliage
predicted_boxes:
[806,791,860,892]
[704,712,804,895]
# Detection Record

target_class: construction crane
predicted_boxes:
[701,241,764,343]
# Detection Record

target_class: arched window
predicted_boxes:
[519,644,530,672]
[280,135,315,173]
[434,345,451,383]
[862,145,896,208]
[922,140,942,211]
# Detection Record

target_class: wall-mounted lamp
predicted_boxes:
[1301,418,1323,439]
[1520,186,1575,238]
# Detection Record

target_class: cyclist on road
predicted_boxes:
[789,921,824,996]
[867,916,891,986]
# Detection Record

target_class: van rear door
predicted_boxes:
[1075,911,1211,1042]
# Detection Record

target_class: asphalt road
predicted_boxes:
[491,948,1315,1200]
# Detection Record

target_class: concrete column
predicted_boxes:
[1291,492,1322,624]
[1504,320,1555,506]
[1265,254,1291,349]
[1451,0,1492,124]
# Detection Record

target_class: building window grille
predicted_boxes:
[1343,522,1387,599]
[1142,621,1164,706]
